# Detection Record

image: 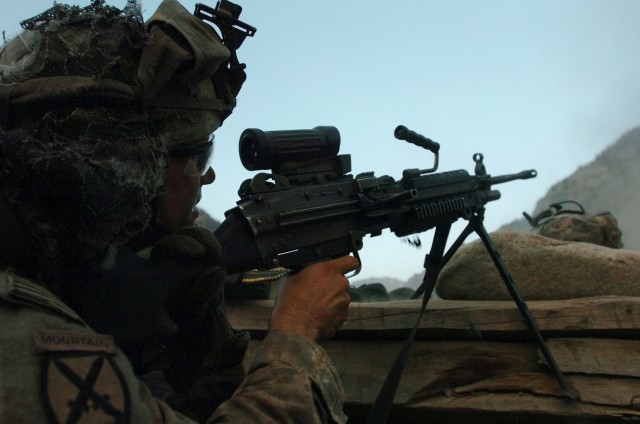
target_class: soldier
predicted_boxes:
[0,1,356,423]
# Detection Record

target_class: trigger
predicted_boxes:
[345,249,362,279]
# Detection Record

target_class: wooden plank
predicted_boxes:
[546,338,640,377]
[403,392,640,422]
[230,297,640,421]
[244,339,640,410]
[450,373,640,408]
[319,340,542,404]
[226,297,640,339]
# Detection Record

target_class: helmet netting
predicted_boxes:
[2,0,144,84]
[0,128,166,285]
[0,1,169,285]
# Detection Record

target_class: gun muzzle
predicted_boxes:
[490,169,537,185]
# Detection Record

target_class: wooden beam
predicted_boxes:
[243,338,640,421]
[546,338,640,378]
[227,297,640,340]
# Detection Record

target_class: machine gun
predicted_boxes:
[215,125,578,422]
[216,125,534,275]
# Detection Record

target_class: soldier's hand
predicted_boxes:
[269,256,358,341]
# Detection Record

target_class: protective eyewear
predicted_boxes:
[169,137,215,177]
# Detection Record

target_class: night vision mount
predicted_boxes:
[194,1,256,120]
[194,0,256,51]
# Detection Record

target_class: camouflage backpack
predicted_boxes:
[524,200,623,248]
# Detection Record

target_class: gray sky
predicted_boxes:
[2,1,639,285]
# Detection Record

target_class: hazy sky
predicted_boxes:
[2,1,639,285]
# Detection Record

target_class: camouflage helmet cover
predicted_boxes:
[0,0,251,281]
[139,0,233,151]
[0,0,240,150]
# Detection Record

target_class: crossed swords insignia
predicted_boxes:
[44,354,130,424]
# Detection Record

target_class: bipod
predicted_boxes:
[469,213,579,400]
[366,223,451,424]
[367,211,578,424]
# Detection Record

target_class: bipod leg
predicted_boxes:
[412,223,456,299]
[473,215,579,400]
[441,218,476,268]
[366,223,451,424]
[412,218,478,300]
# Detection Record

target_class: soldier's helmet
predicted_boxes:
[0,0,253,280]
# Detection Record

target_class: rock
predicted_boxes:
[389,287,416,300]
[435,231,640,300]
[351,283,389,302]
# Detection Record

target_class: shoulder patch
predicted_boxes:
[41,352,131,424]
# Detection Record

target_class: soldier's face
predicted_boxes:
[156,156,215,232]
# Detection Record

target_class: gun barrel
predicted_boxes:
[490,169,537,185]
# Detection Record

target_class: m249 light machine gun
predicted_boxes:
[214,125,579,422]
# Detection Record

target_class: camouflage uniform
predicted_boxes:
[0,269,346,423]
[0,1,347,422]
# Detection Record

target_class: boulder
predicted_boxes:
[389,287,416,301]
[351,283,389,302]
[435,231,640,300]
